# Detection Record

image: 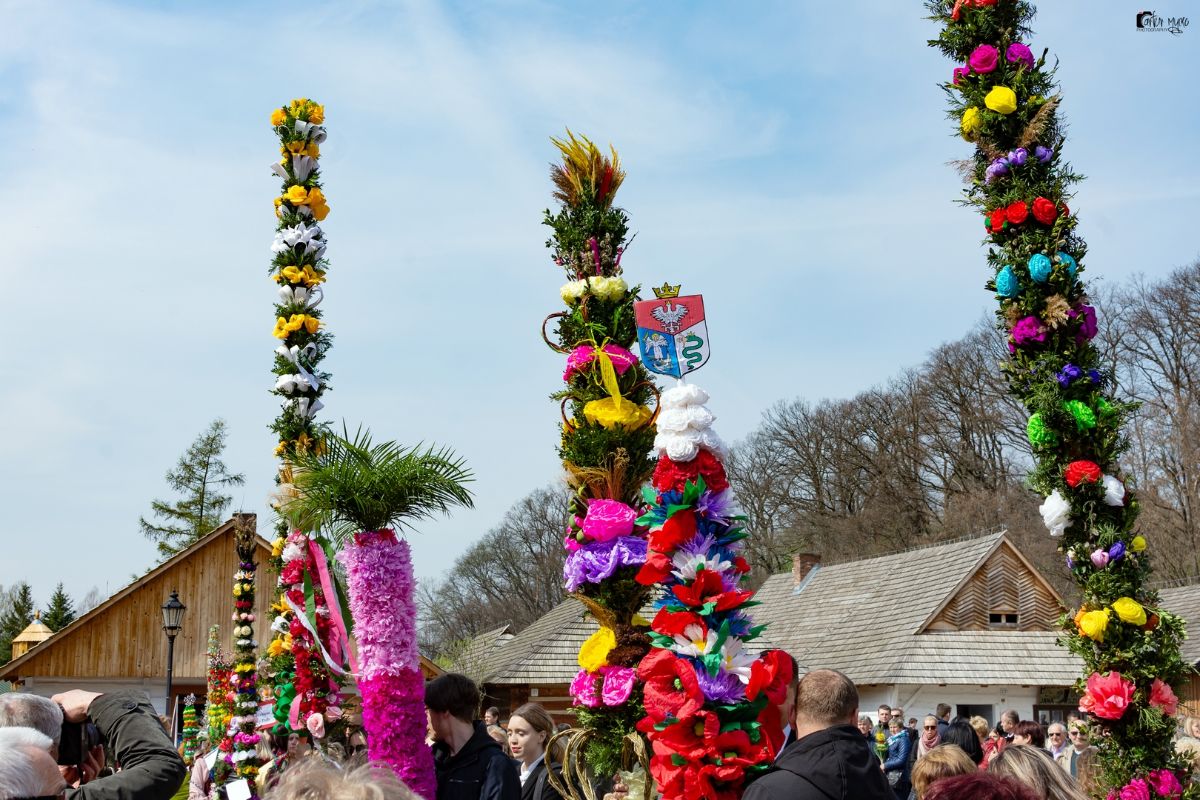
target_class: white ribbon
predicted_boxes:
[270,161,289,180]
[282,595,348,676]
[277,285,324,309]
[291,155,316,182]
[274,344,321,395]
[293,121,327,144]
[296,397,324,418]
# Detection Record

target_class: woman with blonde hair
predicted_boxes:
[910,743,976,799]
[988,744,1088,800]
[917,715,941,758]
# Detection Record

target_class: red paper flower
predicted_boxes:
[989,207,1008,233]
[1149,678,1179,717]
[647,753,687,800]
[1006,201,1029,224]
[638,649,705,722]
[653,608,706,639]
[746,649,795,704]
[650,509,698,554]
[756,703,785,760]
[1064,460,1103,488]
[672,570,746,609]
[693,763,743,800]
[1079,671,1135,720]
[636,551,674,585]
[653,450,730,494]
[648,714,716,761]
[1060,202,1070,217]
[1031,196,1058,224]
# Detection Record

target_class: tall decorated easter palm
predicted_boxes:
[927,1,1193,795]
[285,428,473,799]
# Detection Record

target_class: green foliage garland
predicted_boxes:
[926,2,1194,794]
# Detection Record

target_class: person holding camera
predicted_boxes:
[0,689,185,800]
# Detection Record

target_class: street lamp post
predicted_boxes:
[161,590,187,727]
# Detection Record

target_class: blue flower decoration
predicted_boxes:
[1028,253,1053,282]
[995,265,1019,297]
[1056,251,1078,276]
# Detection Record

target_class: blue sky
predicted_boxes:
[2,0,1197,608]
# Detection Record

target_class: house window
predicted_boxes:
[988,612,1019,627]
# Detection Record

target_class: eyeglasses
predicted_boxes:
[1069,731,1083,737]
[1049,732,1064,737]
[924,725,937,730]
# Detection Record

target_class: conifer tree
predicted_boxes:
[0,583,35,663]
[140,419,246,558]
[42,584,76,632]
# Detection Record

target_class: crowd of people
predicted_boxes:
[3,675,1200,800]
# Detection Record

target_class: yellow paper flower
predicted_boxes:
[308,105,325,125]
[302,315,320,333]
[274,441,287,456]
[1077,608,1110,642]
[985,86,1018,115]
[267,638,285,658]
[583,398,652,430]
[285,185,310,205]
[286,140,308,155]
[278,265,326,287]
[1112,597,1147,626]
[271,596,290,615]
[1131,535,1147,552]
[305,142,320,158]
[270,108,287,127]
[271,536,286,557]
[960,107,983,141]
[578,627,617,672]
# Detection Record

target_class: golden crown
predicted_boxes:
[651,282,681,299]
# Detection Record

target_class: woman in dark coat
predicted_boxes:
[507,703,563,800]
[882,717,913,800]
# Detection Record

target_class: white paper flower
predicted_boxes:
[1039,490,1072,537]
[281,542,305,564]
[560,279,587,305]
[1101,474,1126,507]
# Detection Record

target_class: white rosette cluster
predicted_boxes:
[653,383,727,463]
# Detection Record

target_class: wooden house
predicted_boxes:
[1158,582,1200,715]
[1,514,274,716]
[472,530,1086,725]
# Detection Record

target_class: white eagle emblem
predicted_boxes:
[651,301,688,334]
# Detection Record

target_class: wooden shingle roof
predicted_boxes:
[1159,583,1200,665]
[752,531,1081,686]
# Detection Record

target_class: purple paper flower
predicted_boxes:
[563,536,647,592]
[1071,304,1098,342]
[1066,553,1075,569]
[1109,541,1126,562]
[984,158,1010,184]
[695,665,747,704]
[695,488,736,524]
[1034,145,1054,163]
[969,44,999,73]
[1088,369,1104,385]
[1012,316,1047,347]
[1056,364,1083,387]
[1008,147,1029,167]
[1006,42,1035,70]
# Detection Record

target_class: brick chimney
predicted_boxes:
[792,553,821,588]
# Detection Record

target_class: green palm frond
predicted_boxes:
[285,425,474,546]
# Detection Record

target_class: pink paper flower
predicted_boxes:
[1119,779,1151,800]
[581,499,637,542]
[1091,549,1110,569]
[324,705,343,722]
[1081,671,1135,720]
[563,344,638,381]
[570,669,601,707]
[969,44,999,73]
[600,666,637,706]
[1006,42,1035,70]
[306,712,326,739]
[1149,679,1179,717]
[1147,769,1183,797]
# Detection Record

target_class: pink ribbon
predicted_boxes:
[307,538,358,676]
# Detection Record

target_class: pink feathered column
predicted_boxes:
[341,530,436,799]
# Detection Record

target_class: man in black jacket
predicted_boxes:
[0,688,185,800]
[743,669,892,800]
[427,674,520,800]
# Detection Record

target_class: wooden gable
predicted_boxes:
[1,515,274,683]
[922,539,1062,633]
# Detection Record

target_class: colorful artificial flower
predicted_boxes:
[581,499,637,542]
[600,666,637,706]
[1112,597,1147,626]
[1131,535,1147,552]
[1026,414,1055,448]
[1063,400,1096,430]
[1065,460,1103,488]
[578,626,617,672]
[560,279,587,305]
[995,265,1019,297]
[985,86,1018,115]
[1119,779,1152,800]
[952,64,970,85]
[1028,253,1052,282]
[1090,549,1110,569]
[1006,42,1035,69]
[1056,251,1078,275]
[1006,201,1029,225]
[1102,474,1126,506]
[1147,769,1183,798]
[653,450,730,493]
[562,536,647,592]
[1079,671,1135,720]
[648,509,698,554]
[968,44,999,73]
[1076,608,1111,642]
[570,669,601,708]
[1039,490,1071,536]
[1031,196,1059,224]
[638,649,705,722]
[271,108,288,126]
[1011,315,1047,347]
[1148,679,1179,717]
[961,107,983,141]
[1071,304,1098,341]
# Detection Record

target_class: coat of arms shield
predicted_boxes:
[634,285,710,378]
